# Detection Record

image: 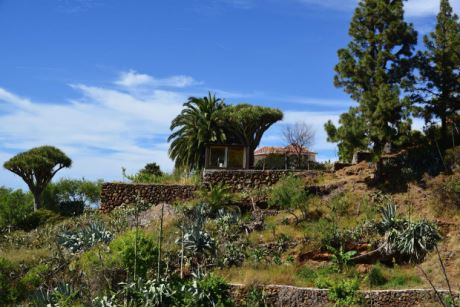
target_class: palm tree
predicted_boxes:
[168,93,226,170]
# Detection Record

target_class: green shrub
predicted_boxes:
[0,187,34,230]
[269,176,309,223]
[17,209,62,231]
[182,274,234,307]
[296,267,317,282]
[0,257,19,304]
[383,273,421,289]
[367,265,387,287]
[109,230,159,279]
[43,178,102,214]
[20,263,50,291]
[327,278,360,307]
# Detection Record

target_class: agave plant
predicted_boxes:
[32,283,80,306]
[396,221,441,261]
[58,221,113,253]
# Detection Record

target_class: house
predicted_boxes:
[204,143,251,169]
[254,145,317,165]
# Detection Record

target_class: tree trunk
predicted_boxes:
[441,115,448,149]
[32,191,42,211]
[248,147,255,169]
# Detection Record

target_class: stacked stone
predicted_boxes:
[202,170,319,191]
[229,284,459,306]
[100,182,196,213]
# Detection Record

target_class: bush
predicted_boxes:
[0,257,19,304]
[0,187,34,230]
[269,176,309,223]
[327,278,360,307]
[109,230,159,279]
[43,178,102,214]
[20,264,50,292]
[17,209,62,231]
[367,265,387,287]
[182,274,234,307]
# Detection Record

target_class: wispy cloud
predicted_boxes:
[0,71,348,188]
[0,79,189,189]
[296,0,460,17]
[115,70,199,88]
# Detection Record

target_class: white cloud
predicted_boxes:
[115,70,198,88]
[406,0,460,17]
[296,0,460,17]
[0,81,189,189]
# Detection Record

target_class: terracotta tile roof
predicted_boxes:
[254,145,316,155]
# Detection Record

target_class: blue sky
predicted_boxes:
[0,0,458,189]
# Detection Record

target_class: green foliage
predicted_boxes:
[218,104,283,165]
[20,264,50,291]
[367,265,387,287]
[269,176,309,223]
[123,167,201,185]
[328,246,357,272]
[168,93,227,170]
[242,285,267,307]
[140,162,163,177]
[3,146,72,211]
[371,201,442,262]
[327,278,360,307]
[0,187,34,230]
[0,257,19,304]
[198,184,237,214]
[327,0,417,159]
[416,0,460,144]
[182,274,234,307]
[43,178,102,215]
[395,221,441,261]
[325,108,369,162]
[109,230,159,279]
[17,209,62,231]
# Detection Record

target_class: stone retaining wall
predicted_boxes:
[202,169,320,191]
[100,182,196,212]
[230,284,459,306]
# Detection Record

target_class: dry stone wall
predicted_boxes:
[230,284,459,306]
[100,182,195,212]
[202,169,319,191]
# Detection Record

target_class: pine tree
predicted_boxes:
[417,0,460,147]
[326,0,417,159]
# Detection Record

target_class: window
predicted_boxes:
[209,146,227,168]
[228,147,245,169]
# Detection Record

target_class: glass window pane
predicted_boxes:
[228,147,244,169]
[209,147,226,168]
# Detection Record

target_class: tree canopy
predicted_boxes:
[168,93,226,170]
[218,104,283,166]
[416,0,460,146]
[168,95,283,170]
[3,146,72,211]
[326,0,417,160]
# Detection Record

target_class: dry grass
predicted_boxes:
[0,247,51,264]
[216,264,301,286]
